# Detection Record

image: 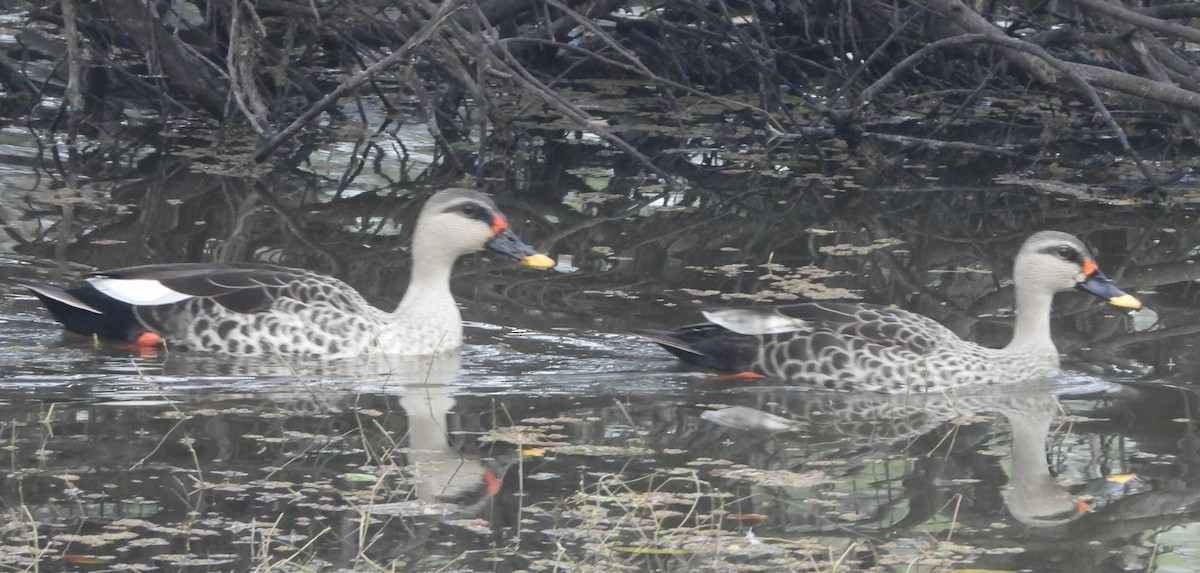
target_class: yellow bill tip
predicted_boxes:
[1107,294,1142,310]
[521,253,555,269]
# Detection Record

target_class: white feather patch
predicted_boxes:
[87,277,193,306]
[703,309,809,335]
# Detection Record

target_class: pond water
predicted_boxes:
[1,121,1200,572]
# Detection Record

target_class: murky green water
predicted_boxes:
[1,120,1199,572]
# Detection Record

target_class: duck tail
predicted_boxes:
[628,328,706,358]
[16,279,143,341]
[18,281,103,315]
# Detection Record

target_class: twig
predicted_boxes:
[227,1,267,133]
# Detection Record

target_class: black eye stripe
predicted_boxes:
[1038,244,1081,262]
[441,201,495,225]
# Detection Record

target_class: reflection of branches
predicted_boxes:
[253,1,461,162]
[539,190,674,247]
[1120,258,1200,288]
[252,183,357,276]
[474,28,683,187]
[531,0,792,132]
[1087,319,1200,355]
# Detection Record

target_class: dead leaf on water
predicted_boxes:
[819,237,904,256]
[549,444,654,457]
[709,467,831,487]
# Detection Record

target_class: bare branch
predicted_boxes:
[1071,0,1200,44]
[252,1,463,162]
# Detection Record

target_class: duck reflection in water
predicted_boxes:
[701,381,1102,529]
[169,352,516,517]
[398,355,505,513]
[370,352,512,516]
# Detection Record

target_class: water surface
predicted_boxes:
[1,124,1198,572]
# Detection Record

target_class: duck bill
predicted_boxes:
[1075,270,1141,310]
[486,228,555,269]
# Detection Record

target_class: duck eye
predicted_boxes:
[1056,246,1077,261]
[460,203,480,217]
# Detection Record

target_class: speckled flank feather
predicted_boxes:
[24,188,552,358]
[741,303,1060,392]
[639,231,1141,393]
[130,269,445,357]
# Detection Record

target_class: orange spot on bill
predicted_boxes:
[1082,258,1098,276]
[490,214,509,234]
[1076,499,1090,513]
[484,469,503,496]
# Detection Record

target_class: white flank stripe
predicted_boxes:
[704,309,808,335]
[87,277,193,306]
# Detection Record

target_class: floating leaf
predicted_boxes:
[340,473,379,483]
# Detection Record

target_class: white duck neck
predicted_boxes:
[394,243,459,318]
[1005,277,1056,351]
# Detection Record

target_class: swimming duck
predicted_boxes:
[22,188,554,357]
[637,231,1142,393]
